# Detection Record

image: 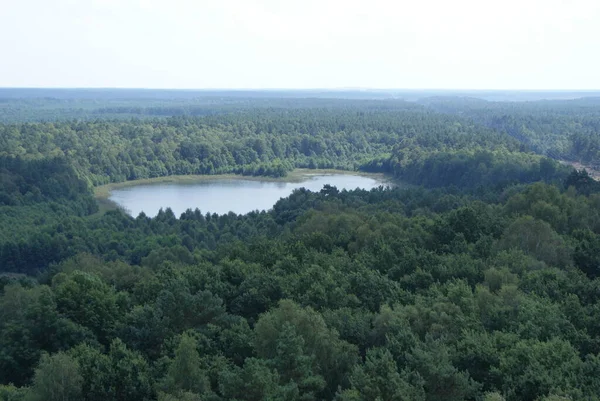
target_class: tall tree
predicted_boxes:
[159,332,209,397]
[27,352,82,401]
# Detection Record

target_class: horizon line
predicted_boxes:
[2,87,600,92]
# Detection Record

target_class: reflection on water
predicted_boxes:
[109,174,387,217]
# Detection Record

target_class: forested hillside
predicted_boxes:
[2,95,600,401]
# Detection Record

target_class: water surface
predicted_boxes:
[109,174,387,217]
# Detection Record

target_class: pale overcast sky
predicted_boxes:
[1,0,599,89]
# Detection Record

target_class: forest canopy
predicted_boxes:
[1,94,600,401]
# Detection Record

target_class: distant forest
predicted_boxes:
[2,92,600,401]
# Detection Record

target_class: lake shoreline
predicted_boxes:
[94,169,391,198]
[93,169,395,215]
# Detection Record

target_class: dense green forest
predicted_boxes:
[0,106,528,184]
[2,94,600,401]
[421,96,600,166]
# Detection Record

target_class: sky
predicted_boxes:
[1,0,599,89]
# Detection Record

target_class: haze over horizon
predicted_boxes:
[2,0,599,90]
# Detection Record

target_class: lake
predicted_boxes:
[108,173,388,217]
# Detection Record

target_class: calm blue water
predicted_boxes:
[109,174,387,217]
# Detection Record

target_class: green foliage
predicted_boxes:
[422,96,600,164]
[1,107,493,185]
[342,348,425,401]
[497,217,571,267]
[255,300,359,399]
[2,96,600,401]
[0,384,27,401]
[388,149,569,191]
[68,344,114,401]
[564,169,600,195]
[483,393,506,401]
[0,157,97,272]
[108,339,153,401]
[218,358,283,401]
[26,352,82,401]
[159,332,209,397]
[52,271,122,344]
[498,338,584,400]
[0,284,92,386]
[407,339,480,401]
